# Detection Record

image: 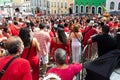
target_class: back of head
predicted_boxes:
[73,24,80,32]
[6,36,22,54]
[58,24,64,28]
[19,27,31,47]
[102,25,110,34]
[39,23,45,29]
[57,27,67,44]
[55,48,66,65]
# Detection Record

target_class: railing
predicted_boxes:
[80,43,98,80]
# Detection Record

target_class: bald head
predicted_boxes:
[6,36,23,54]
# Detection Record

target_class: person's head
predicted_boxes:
[58,24,64,28]
[39,23,45,29]
[5,36,24,55]
[57,27,67,44]
[86,19,90,24]
[54,48,66,65]
[73,24,80,32]
[102,25,110,34]
[64,23,68,27]
[14,21,18,25]
[19,27,31,47]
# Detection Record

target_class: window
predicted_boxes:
[92,7,95,14]
[81,6,83,13]
[61,2,63,8]
[47,1,50,8]
[51,2,53,7]
[98,7,102,14]
[110,2,115,10]
[65,2,67,8]
[86,6,89,13]
[61,11,63,14]
[54,2,56,7]
[58,2,59,8]
[54,10,56,14]
[118,3,120,10]
[76,6,78,13]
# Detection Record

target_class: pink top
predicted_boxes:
[0,56,32,80]
[34,30,51,55]
[47,64,82,80]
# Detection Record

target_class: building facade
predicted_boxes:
[106,0,120,12]
[74,0,106,14]
[30,0,49,15]
[50,0,74,15]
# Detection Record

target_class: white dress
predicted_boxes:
[71,38,82,63]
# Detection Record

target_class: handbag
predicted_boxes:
[0,55,19,79]
[74,32,82,44]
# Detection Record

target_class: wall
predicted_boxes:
[75,0,106,14]
[106,0,120,12]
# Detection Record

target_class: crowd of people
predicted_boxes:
[0,12,120,80]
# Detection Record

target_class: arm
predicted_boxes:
[87,38,93,44]
[33,38,40,52]
[50,38,54,56]
[72,63,83,75]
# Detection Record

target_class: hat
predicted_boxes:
[88,20,94,26]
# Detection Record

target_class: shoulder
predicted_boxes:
[69,63,82,72]
[69,63,82,68]
[32,37,39,46]
[47,68,56,73]
[16,57,29,64]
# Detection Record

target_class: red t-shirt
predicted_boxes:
[0,56,32,80]
[47,64,82,80]
[9,24,19,36]
[83,27,97,46]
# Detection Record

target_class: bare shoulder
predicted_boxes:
[32,38,38,46]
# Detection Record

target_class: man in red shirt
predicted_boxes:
[0,36,32,80]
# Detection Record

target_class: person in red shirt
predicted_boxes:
[9,22,20,36]
[47,48,82,80]
[19,27,40,80]
[0,36,32,80]
[50,25,70,63]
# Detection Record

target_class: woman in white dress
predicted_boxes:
[69,24,83,63]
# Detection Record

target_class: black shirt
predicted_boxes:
[92,34,117,57]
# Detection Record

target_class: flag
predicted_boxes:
[102,5,107,12]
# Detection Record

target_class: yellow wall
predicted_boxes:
[51,0,74,14]
[12,0,24,4]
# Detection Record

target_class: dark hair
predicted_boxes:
[6,36,21,54]
[39,23,45,29]
[14,21,18,25]
[86,19,90,24]
[102,25,110,34]
[55,48,66,65]
[58,24,64,28]
[15,8,20,12]
[57,27,67,44]
[19,27,31,47]
[64,23,68,27]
